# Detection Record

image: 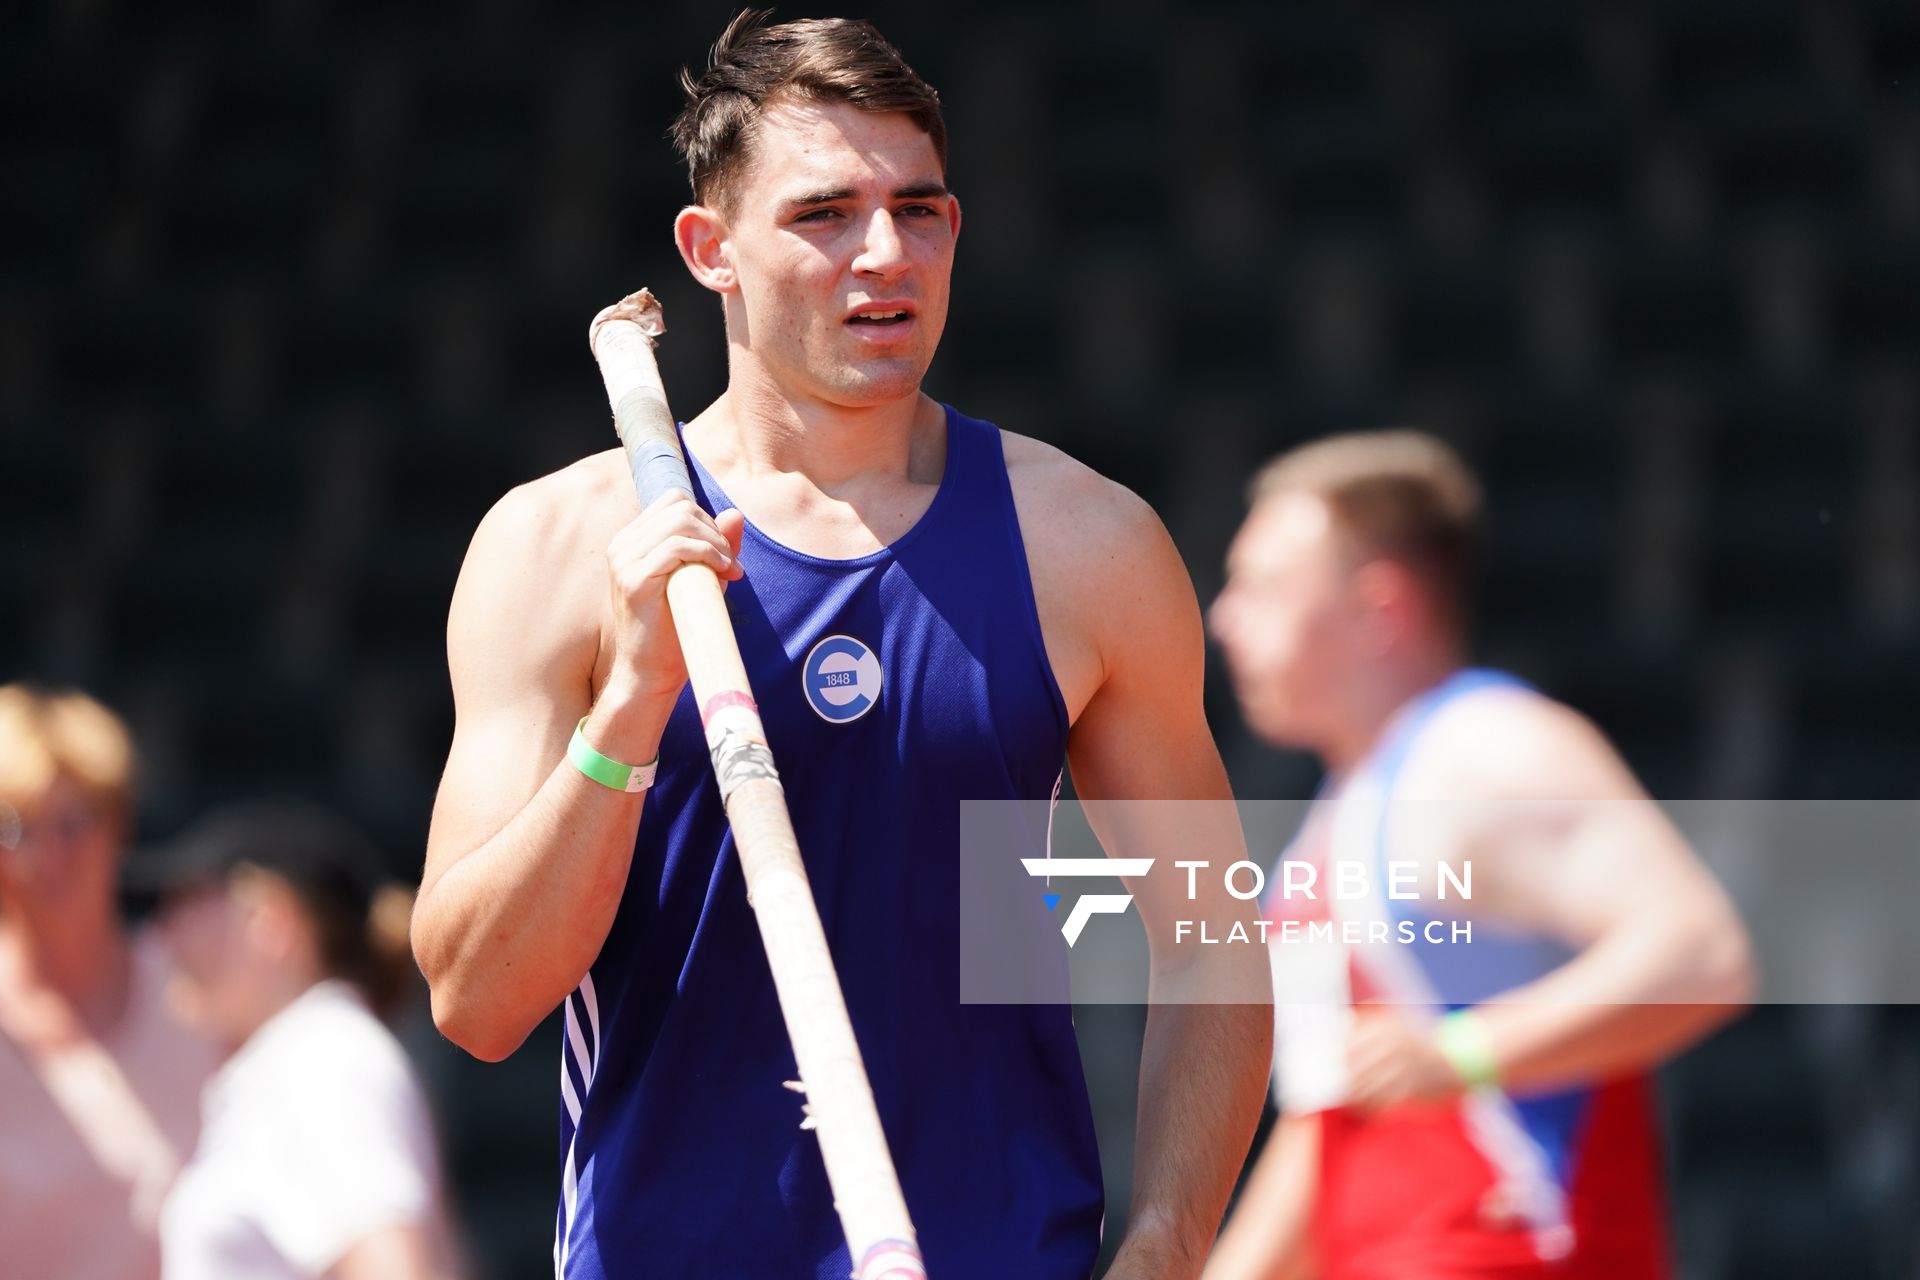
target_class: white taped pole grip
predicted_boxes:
[588,291,692,506]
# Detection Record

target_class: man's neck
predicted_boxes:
[1319,649,1467,775]
[698,362,931,493]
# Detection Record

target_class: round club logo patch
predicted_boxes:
[802,634,882,724]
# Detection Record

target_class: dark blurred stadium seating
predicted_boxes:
[5,2,1917,1275]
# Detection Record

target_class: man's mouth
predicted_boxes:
[845,305,914,329]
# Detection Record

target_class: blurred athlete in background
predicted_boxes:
[1204,431,1754,1280]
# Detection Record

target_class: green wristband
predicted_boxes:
[1434,1009,1500,1089]
[568,717,658,794]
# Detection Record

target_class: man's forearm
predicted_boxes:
[1476,904,1754,1093]
[1112,999,1272,1278]
[1202,1112,1318,1280]
[1480,1001,1739,1095]
[416,689,673,1060]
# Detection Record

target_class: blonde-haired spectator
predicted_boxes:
[0,683,217,1280]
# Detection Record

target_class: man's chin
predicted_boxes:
[814,354,931,406]
[1244,700,1312,751]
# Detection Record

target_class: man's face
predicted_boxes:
[710,97,959,407]
[1208,493,1361,750]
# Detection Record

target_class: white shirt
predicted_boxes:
[160,980,450,1279]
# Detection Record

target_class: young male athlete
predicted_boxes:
[1202,432,1754,1279]
[410,13,1269,1279]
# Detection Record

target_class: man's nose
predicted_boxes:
[852,209,910,281]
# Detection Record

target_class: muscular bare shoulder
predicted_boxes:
[447,448,638,711]
[487,446,637,556]
[1387,684,1654,921]
[1411,687,1644,806]
[1000,429,1200,719]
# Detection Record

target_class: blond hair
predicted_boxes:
[0,684,138,821]
[1251,429,1483,625]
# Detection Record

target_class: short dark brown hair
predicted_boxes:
[1251,430,1483,626]
[669,9,947,212]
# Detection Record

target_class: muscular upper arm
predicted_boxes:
[1408,693,1738,949]
[1060,485,1227,806]
[419,477,603,901]
[999,432,1226,803]
[1030,464,1259,994]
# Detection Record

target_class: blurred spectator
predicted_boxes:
[144,801,460,1280]
[0,683,217,1280]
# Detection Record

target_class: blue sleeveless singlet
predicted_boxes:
[552,405,1105,1278]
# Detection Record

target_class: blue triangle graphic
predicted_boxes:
[1042,893,1062,912]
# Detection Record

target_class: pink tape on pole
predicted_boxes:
[700,689,759,728]
[855,1239,927,1280]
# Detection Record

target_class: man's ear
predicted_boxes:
[1351,560,1415,657]
[947,191,962,243]
[675,204,738,294]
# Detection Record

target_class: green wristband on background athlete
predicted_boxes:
[1435,1008,1501,1089]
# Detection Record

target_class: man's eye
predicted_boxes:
[899,204,938,217]
[795,208,841,223]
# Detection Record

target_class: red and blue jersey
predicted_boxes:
[1265,669,1671,1279]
